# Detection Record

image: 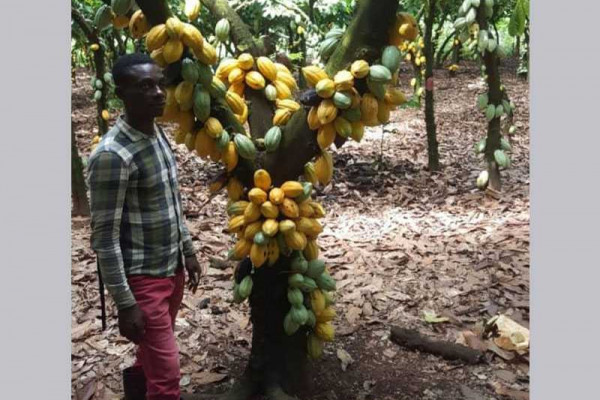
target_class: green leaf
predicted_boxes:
[422,310,450,324]
[508,0,529,37]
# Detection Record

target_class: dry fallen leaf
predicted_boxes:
[336,348,355,371]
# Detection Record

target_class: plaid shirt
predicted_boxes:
[87,117,196,310]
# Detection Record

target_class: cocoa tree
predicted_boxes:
[86,0,416,398]
[453,0,519,193]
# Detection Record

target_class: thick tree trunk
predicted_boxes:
[424,0,440,171]
[71,123,90,217]
[478,9,502,191]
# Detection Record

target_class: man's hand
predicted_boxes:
[184,255,205,294]
[118,303,145,344]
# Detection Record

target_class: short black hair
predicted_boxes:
[112,53,155,87]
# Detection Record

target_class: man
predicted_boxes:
[88,53,204,400]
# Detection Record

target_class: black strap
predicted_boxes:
[96,258,107,331]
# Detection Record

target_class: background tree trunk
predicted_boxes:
[424,0,440,171]
[478,10,502,191]
[71,123,90,217]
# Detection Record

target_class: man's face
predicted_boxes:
[117,63,166,119]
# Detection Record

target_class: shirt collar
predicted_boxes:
[116,116,159,142]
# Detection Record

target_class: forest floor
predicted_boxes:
[71,59,530,400]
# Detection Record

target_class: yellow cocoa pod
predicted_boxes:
[302,66,328,87]
[228,67,245,85]
[194,41,217,65]
[230,239,252,260]
[267,239,280,266]
[314,150,333,185]
[310,201,326,218]
[350,60,370,79]
[299,201,315,218]
[101,109,110,121]
[216,59,239,81]
[276,72,298,91]
[146,24,168,52]
[228,81,246,97]
[316,307,336,323]
[280,198,300,218]
[194,129,212,158]
[248,188,268,205]
[129,10,149,39]
[250,243,268,268]
[165,17,184,39]
[333,116,352,138]
[228,215,246,233]
[310,290,326,315]
[317,99,338,125]
[273,108,292,126]
[350,121,365,142]
[275,99,301,112]
[253,169,272,191]
[268,187,285,205]
[244,221,263,241]
[225,91,245,115]
[307,334,323,359]
[281,181,304,198]
[303,239,319,261]
[227,200,249,216]
[178,111,195,133]
[317,123,336,150]
[112,15,130,30]
[222,141,239,172]
[307,106,321,130]
[275,62,292,74]
[384,87,407,106]
[273,80,292,100]
[296,218,323,237]
[236,103,249,124]
[184,0,201,21]
[227,177,244,201]
[278,219,296,234]
[315,78,335,98]
[150,48,168,68]
[243,202,262,223]
[285,231,307,251]
[175,81,194,110]
[245,71,266,90]
[163,38,184,64]
[204,117,223,138]
[377,100,391,124]
[262,219,279,237]
[256,56,278,81]
[260,201,279,219]
[360,93,379,125]
[237,53,255,70]
[333,70,354,91]
[181,23,204,53]
[315,322,335,342]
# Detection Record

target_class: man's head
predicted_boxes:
[112,53,166,120]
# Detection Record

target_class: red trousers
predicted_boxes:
[127,267,185,400]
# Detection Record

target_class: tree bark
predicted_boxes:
[424,0,440,171]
